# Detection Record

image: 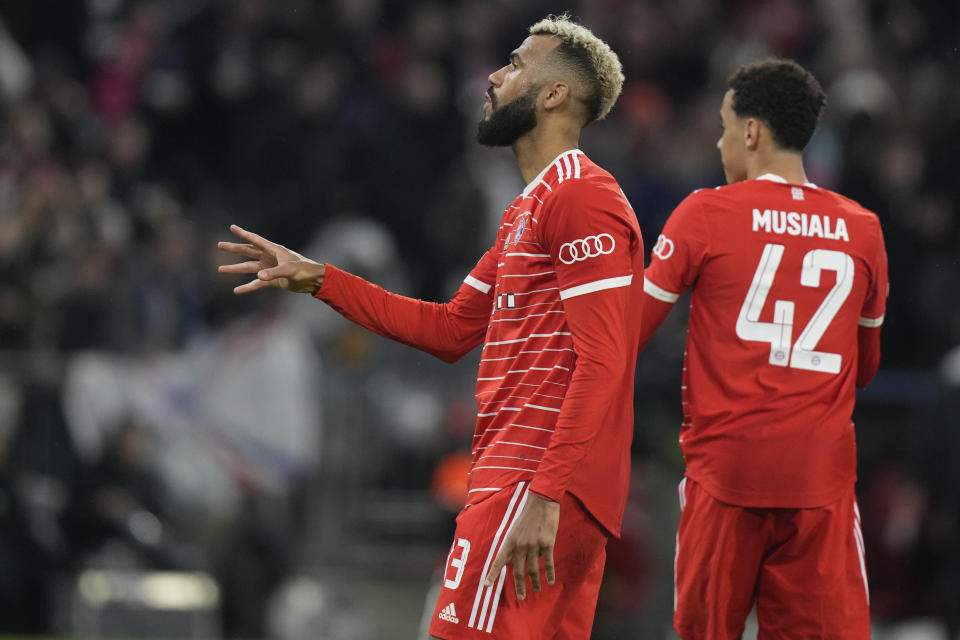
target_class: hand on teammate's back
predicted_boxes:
[217,224,326,295]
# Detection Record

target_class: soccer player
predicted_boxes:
[638,59,888,639]
[219,16,644,640]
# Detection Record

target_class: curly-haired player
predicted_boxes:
[639,58,887,639]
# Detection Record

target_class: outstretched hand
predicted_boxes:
[484,493,559,600]
[217,224,325,295]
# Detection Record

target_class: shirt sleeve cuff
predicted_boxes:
[312,263,339,300]
[528,478,564,504]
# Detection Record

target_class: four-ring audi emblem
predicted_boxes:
[558,233,616,264]
[652,234,674,260]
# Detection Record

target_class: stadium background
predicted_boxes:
[0,0,957,638]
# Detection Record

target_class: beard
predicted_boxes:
[476,88,538,147]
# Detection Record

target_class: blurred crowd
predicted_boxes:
[0,0,957,637]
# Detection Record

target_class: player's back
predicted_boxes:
[649,175,887,508]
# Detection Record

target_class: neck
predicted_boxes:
[512,121,581,185]
[746,147,809,184]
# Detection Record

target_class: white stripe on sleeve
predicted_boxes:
[464,274,492,294]
[559,275,633,300]
[643,276,680,303]
[858,314,884,328]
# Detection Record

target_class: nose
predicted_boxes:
[488,64,509,87]
[716,136,723,151]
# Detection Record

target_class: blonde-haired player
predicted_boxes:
[220,14,643,640]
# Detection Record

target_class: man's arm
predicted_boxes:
[485,284,633,599]
[316,264,491,363]
[856,220,888,388]
[856,325,882,388]
[218,224,492,362]
[637,282,678,356]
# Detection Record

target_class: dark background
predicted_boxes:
[0,1,957,638]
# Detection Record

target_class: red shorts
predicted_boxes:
[428,481,608,639]
[674,477,870,640]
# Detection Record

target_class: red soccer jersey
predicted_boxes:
[642,174,888,508]
[315,149,644,536]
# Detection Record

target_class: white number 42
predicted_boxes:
[736,244,854,374]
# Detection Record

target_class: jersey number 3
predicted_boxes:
[736,244,853,374]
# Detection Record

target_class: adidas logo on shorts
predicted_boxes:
[439,602,459,624]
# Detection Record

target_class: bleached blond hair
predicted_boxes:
[529,14,624,122]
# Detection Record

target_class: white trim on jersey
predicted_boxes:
[505,252,550,258]
[476,406,522,416]
[510,423,555,433]
[483,330,571,348]
[521,149,583,196]
[492,440,547,450]
[756,172,818,188]
[853,501,870,605]
[468,483,527,630]
[524,403,562,413]
[500,270,556,278]
[643,276,681,303]
[490,310,565,324]
[464,274,492,294]
[858,314,884,328]
[559,274,633,300]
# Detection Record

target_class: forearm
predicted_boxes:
[314,264,490,362]
[529,288,631,501]
[529,355,626,501]
[856,326,882,387]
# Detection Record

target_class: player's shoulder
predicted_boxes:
[815,187,880,223]
[669,181,739,216]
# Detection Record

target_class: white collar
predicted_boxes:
[521,149,583,196]
[755,172,817,188]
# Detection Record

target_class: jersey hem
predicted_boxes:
[687,471,856,509]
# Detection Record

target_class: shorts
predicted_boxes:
[674,477,870,640]
[428,481,608,640]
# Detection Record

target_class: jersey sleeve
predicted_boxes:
[528,182,639,501]
[855,218,888,386]
[858,220,888,329]
[313,249,496,363]
[536,181,637,299]
[642,191,711,304]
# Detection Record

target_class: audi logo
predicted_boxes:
[652,234,674,260]
[558,233,616,264]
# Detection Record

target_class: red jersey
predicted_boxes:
[315,150,644,536]
[642,174,888,508]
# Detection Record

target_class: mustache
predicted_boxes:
[487,86,497,108]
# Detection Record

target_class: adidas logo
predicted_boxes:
[438,602,459,624]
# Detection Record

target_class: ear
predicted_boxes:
[743,118,761,151]
[541,81,570,112]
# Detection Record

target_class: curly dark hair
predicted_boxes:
[728,58,826,152]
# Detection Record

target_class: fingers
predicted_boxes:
[542,547,556,585]
[217,241,261,259]
[526,548,540,594]
[229,224,274,250]
[512,552,527,600]
[218,261,262,275]
[233,278,275,295]
[257,263,296,281]
[484,549,507,588]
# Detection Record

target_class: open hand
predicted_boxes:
[217,224,325,295]
[484,493,559,600]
